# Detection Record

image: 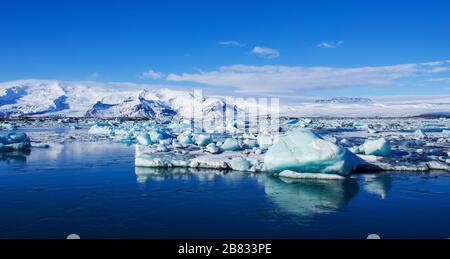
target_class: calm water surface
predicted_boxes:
[1,142,450,239]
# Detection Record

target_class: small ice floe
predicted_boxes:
[243,139,258,149]
[263,129,359,176]
[1,123,18,131]
[361,138,391,156]
[286,118,299,125]
[88,124,114,135]
[279,170,345,180]
[220,138,241,151]
[442,130,450,138]
[0,132,31,151]
[427,161,450,171]
[32,143,50,148]
[414,129,427,139]
[229,157,251,171]
[353,123,368,130]
[206,143,220,154]
[193,134,212,146]
[177,132,193,145]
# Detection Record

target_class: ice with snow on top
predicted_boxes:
[279,170,346,180]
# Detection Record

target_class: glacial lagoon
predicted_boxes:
[1,140,450,239]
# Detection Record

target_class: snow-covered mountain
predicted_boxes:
[0,80,238,119]
[0,79,449,118]
[314,97,373,104]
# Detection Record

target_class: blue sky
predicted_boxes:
[1,0,450,98]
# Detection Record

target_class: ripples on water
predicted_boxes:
[1,142,450,239]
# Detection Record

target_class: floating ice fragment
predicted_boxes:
[414,129,427,139]
[427,161,450,171]
[206,143,220,154]
[194,134,212,146]
[361,138,391,156]
[177,132,193,145]
[221,138,241,151]
[442,130,450,138]
[243,139,258,149]
[88,124,113,135]
[229,157,251,171]
[0,132,31,151]
[263,129,359,176]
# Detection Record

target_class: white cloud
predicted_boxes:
[166,61,450,94]
[317,41,344,49]
[141,69,164,80]
[251,46,280,59]
[219,40,244,47]
[426,77,450,82]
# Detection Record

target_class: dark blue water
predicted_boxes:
[1,142,450,239]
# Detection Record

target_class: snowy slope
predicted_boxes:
[0,79,449,118]
[0,80,236,119]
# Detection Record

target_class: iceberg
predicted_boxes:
[229,157,251,171]
[243,139,258,149]
[361,138,391,156]
[414,129,427,139]
[177,132,193,145]
[206,143,220,154]
[263,129,359,176]
[193,134,212,146]
[220,138,241,151]
[0,132,31,151]
[88,124,113,135]
[442,130,450,138]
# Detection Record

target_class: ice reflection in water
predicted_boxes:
[0,149,30,163]
[135,167,364,218]
[257,174,359,217]
[363,174,392,199]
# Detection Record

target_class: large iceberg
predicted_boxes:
[263,129,359,176]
